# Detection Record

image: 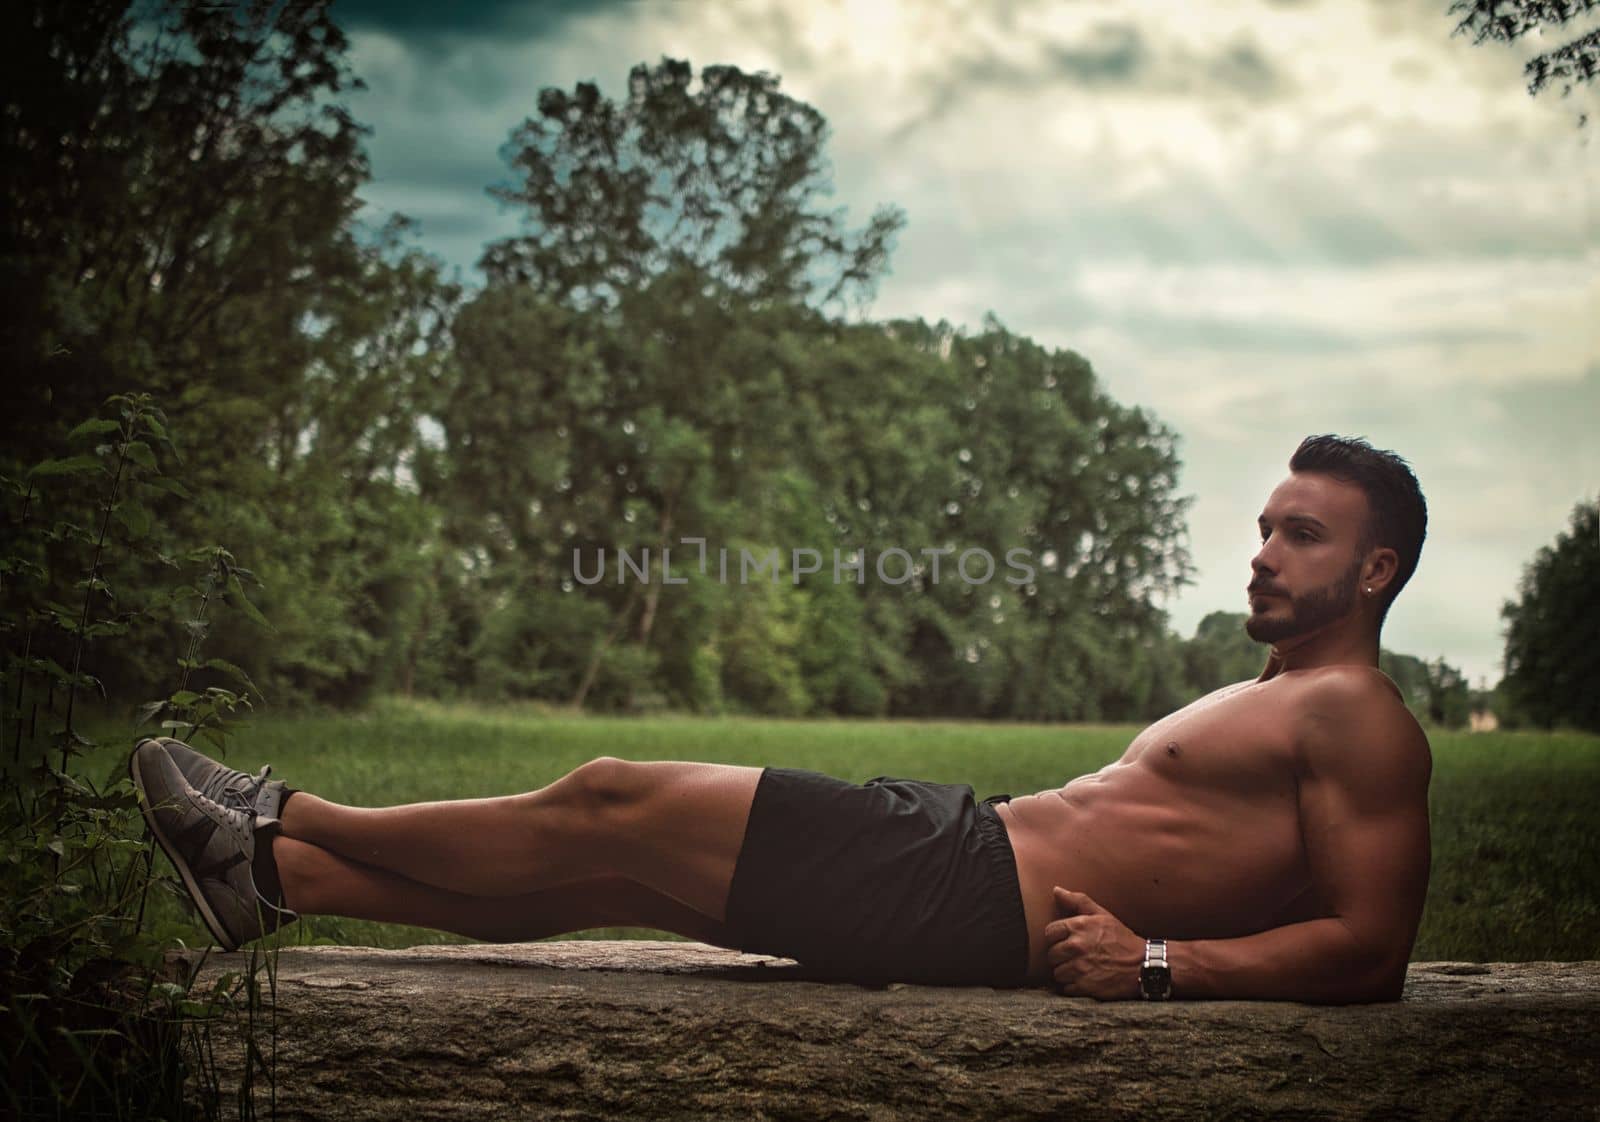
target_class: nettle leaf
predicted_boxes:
[29,454,105,479]
[121,441,157,471]
[136,700,166,726]
[225,574,271,630]
[142,476,192,500]
[67,418,123,442]
[49,765,93,791]
[168,690,201,707]
[113,501,152,538]
[49,520,94,544]
[204,657,262,698]
[0,556,47,583]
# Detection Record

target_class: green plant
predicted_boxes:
[1,393,278,1120]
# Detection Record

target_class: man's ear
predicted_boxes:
[1363,546,1400,595]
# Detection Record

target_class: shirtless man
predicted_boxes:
[131,434,1432,1004]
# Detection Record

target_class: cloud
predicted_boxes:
[332,0,618,47]
[887,21,1295,143]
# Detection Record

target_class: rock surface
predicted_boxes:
[188,942,1600,1120]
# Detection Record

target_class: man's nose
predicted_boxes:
[1251,539,1276,574]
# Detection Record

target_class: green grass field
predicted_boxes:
[96,699,1600,961]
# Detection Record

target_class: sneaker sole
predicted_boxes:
[129,739,241,952]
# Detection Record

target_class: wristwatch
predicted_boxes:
[1140,938,1173,1000]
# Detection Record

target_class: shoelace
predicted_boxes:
[197,764,273,814]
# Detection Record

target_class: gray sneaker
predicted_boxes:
[149,736,288,821]
[129,739,298,951]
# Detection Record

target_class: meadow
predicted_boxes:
[95,700,1600,962]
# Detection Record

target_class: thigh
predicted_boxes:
[574,759,764,923]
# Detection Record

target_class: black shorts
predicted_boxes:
[723,767,1030,986]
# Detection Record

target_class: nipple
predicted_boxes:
[1166,741,1180,757]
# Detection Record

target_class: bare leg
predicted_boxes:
[274,836,737,947]
[277,757,763,920]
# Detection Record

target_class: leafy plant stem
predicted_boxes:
[63,421,132,775]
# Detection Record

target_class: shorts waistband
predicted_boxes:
[974,802,1031,986]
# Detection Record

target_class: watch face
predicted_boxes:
[1142,965,1172,995]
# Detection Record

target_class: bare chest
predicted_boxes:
[1112,683,1300,799]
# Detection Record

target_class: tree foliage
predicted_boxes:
[2,0,459,706]
[1449,0,1600,118]
[483,58,904,311]
[1499,499,1599,731]
[1183,611,1268,694]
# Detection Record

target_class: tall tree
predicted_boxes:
[1,0,371,459]
[1499,499,1599,731]
[1,0,462,705]
[482,58,903,310]
[450,60,905,708]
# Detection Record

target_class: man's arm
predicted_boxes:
[1174,671,1431,1002]
[1048,670,1432,1003]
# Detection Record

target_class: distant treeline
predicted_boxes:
[2,2,1480,725]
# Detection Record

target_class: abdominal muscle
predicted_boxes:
[992,771,1310,983]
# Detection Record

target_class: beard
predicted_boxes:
[1245,557,1363,645]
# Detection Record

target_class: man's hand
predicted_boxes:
[1045,886,1145,1000]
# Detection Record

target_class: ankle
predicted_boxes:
[277,788,309,836]
[268,835,318,913]
[252,828,286,909]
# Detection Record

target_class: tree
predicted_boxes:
[817,317,1194,721]
[483,58,903,311]
[438,60,1198,718]
[1422,656,1472,729]
[1499,499,1599,731]
[1449,1,1600,121]
[448,60,906,709]
[1,0,465,705]
[1,0,372,462]
[1182,611,1268,696]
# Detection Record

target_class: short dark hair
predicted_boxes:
[1288,434,1427,625]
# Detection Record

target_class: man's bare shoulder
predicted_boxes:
[1289,665,1432,775]
[1297,663,1406,706]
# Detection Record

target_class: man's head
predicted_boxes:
[1247,435,1427,645]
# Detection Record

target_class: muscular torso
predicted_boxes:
[995,669,1400,982]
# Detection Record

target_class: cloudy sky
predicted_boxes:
[331,0,1598,687]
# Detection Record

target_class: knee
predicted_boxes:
[561,756,646,815]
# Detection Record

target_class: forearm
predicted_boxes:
[1167,917,1404,1004]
